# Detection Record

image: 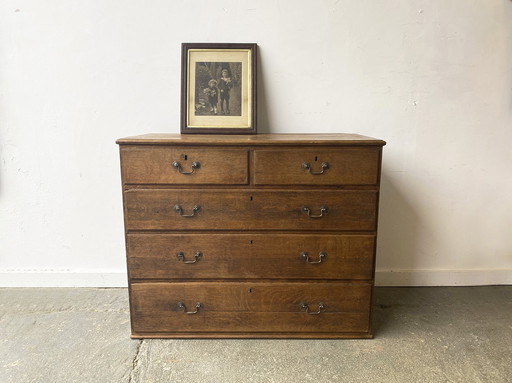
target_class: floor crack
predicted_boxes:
[128,339,144,383]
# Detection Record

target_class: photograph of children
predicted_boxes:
[194,62,242,116]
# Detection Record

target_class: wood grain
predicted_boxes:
[131,281,371,333]
[117,133,386,146]
[127,233,375,280]
[117,134,385,338]
[124,189,377,231]
[254,147,380,185]
[120,147,248,185]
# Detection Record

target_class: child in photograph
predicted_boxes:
[218,68,233,115]
[203,79,219,115]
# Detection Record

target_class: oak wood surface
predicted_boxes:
[117,133,384,338]
[133,311,369,334]
[124,189,377,231]
[129,332,373,339]
[127,233,375,280]
[131,281,371,333]
[120,147,249,185]
[117,133,386,146]
[253,147,380,185]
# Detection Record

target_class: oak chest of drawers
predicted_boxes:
[117,133,386,338]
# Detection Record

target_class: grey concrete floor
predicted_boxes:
[0,287,511,383]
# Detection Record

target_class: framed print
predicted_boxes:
[181,43,257,134]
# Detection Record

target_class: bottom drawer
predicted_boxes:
[130,282,372,338]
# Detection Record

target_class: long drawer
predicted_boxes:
[127,233,375,280]
[124,189,377,231]
[131,282,372,335]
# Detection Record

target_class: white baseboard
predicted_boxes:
[375,269,512,286]
[0,271,128,287]
[0,270,510,287]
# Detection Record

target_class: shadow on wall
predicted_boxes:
[256,47,272,134]
[376,169,421,285]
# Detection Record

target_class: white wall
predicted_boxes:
[1,0,511,287]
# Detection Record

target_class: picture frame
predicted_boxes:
[181,43,257,134]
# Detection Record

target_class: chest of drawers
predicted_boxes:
[117,133,385,338]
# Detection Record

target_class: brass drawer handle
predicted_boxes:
[300,251,327,264]
[302,162,329,175]
[300,302,326,315]
[302,206,328,218]
[176,251,203,264]
[174,204,201,217]
[172,161,200,175]
[177,302,202,315]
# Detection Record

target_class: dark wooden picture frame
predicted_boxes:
[181,43,257,134]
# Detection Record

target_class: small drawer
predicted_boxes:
[127,233,375,280]
[254,147,381,185]
[124,189,378,231]
[130,282,371,335]
[120,146,248,185]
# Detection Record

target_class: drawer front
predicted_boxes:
[131,282,371,334]
[254,147,380,185]
[120,147,249,185]
[127,234,375,280]
[125,189,377,231]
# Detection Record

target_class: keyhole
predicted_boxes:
[181,154,188,160]
[314,156,318,162]
[250,195,253,201]
[248,288,253,293]
[250,240,253,244]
